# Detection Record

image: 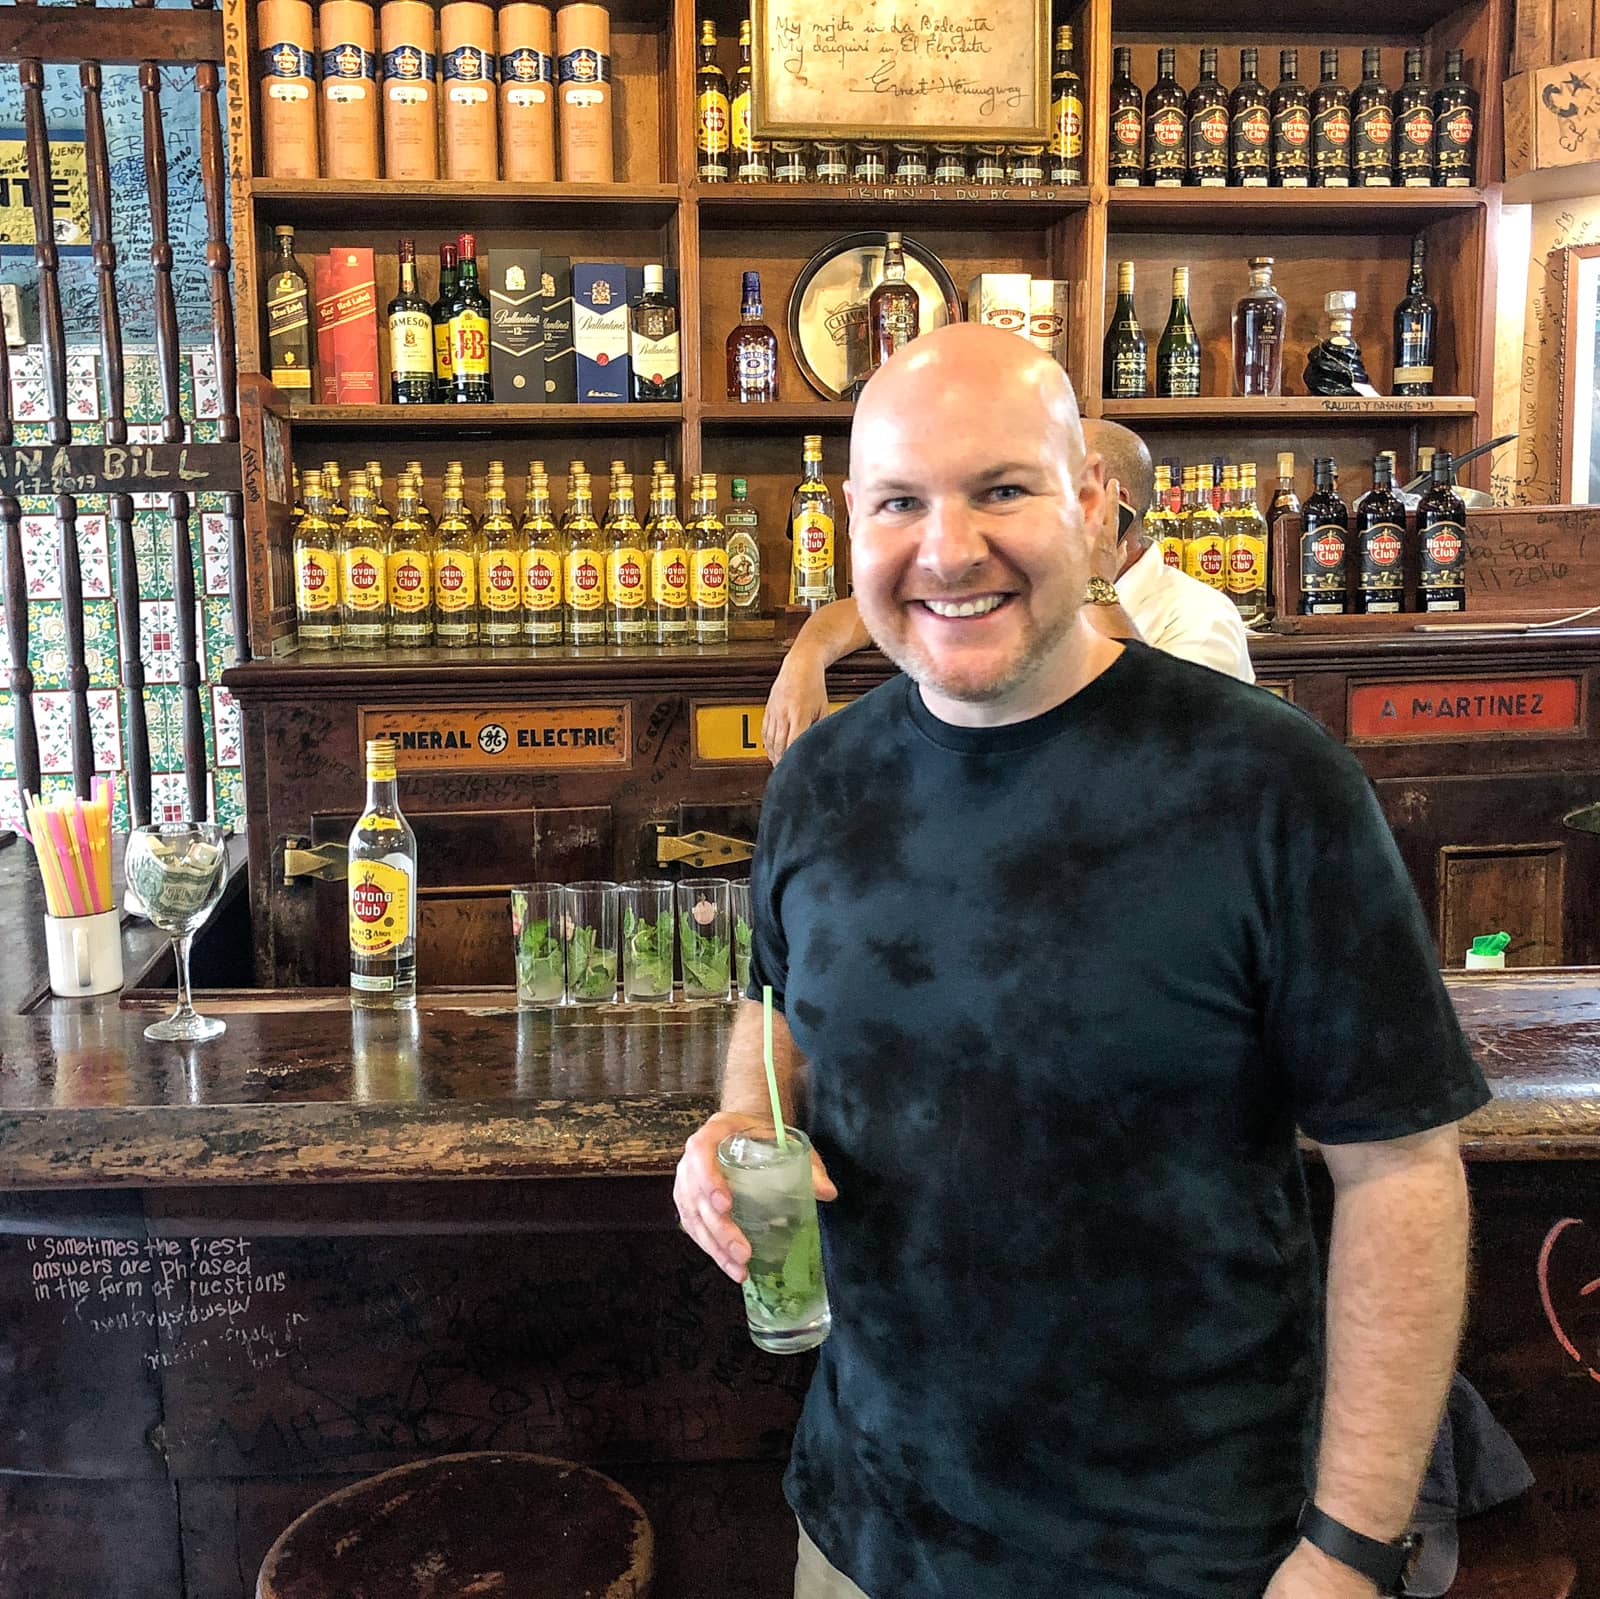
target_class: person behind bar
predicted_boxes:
[674,324,1489,1599]
[762,417,1253,763]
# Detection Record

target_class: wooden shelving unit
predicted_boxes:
[224,0,1508,660]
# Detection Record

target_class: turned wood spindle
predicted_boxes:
[169,490,209,820]
[110,493,152,830]
[139,62,185,446]
[79,61,127,447]
[19,59,69,447]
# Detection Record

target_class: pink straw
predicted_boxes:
[44,808,87,916]
[69,800,100,913]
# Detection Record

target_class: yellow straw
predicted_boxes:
[27,802,70,915]
[58,806,92,914]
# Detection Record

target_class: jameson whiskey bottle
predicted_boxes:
[267,225,315,398]
[1186,48,1228,187]
[1144,47,1186,187]
[1392,234,1437,396]
[1311,49,1352,187]
[1351,47,1394,187]
[1155,266,1201,398]
[1417,449,1467,612]
[387,237,436,403]
[433,469,481,645]
[564,472,607,644]
[731,19,769,181]
[695,19,730,181]
[478,466,522,645]
[1224,461,1269,624]
[788,435,836,609]
[339,471,390,648]
[1300,456,1351,614]
[1394,49,1436,186]
[648,472,690,647]
[1433,50,1476,186]
[1183,465,1226,591]
[520,470,564,646]
[1230,48,1271,187]
[1048,25,1084,185]
[387,472,435,647]
[1354,453,1407,614]
[295,469,341,647]
[605,472,648,643]
[1103,260,1147,399]
[449,231,492,403]
[689,474,730,644]
[1270,50,1311,187]
[433,242,458,401]
[725,476,763,621]
[1108,47,1143,186]
[348,737,418,1011]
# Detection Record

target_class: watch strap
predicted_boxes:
[1296,1501,1416,1595]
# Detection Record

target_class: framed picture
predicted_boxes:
[750,0,1049,143]
[1558,243,1600,505]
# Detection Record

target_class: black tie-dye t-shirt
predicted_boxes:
[746,640,1490,1599]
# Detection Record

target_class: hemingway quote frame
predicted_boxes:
[750,0,1050,143]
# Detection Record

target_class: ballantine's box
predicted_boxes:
[488,248,545,401]
[573,261,629,402]
[541,255,575,402]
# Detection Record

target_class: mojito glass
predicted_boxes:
[716,1124,832,1353]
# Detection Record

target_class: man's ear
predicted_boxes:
[844,478,855,536]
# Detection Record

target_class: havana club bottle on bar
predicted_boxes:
[1144,47,1186,187]
[1108,47,1143,186]
[695,19,730,182]
[1394,50,1435,187]
[1311,49,1352,187]
[1351,48,1394,187]
[1103,260,1147,399]
[1417,450,1467,612]
[478,464,523,645]
[731,19,769,181]
[295,469,341,647]
[1228,461,1269,624]
[789,435,835,610]
[1155,266,1201,398]
[605,472,648,643]
[1147,465,1183,569]
[1270,50,1311,188]
[348,736,418,1011]
[1230,49,1271,187]
[1048,25,1084,185]
[339,471,390,649]
[520,470,564,646]
[432,242,458,401]
[648,472,690,647]
[689,474,730,644]
[387,238,436,404]
[1354,453,1407,614]
[564,471,607,645]
[1433,50,1477,186]
[433,468,481,645]
[1300,456,1351,615]
[268,225,315,399]
[1186,48,1228,187]
[449,232,492,403]
[1183,465,1226,592]
[387,472,436,646]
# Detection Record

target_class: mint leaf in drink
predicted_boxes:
[679,912,730,995]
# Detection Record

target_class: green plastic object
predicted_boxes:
[1470,932,1511,957]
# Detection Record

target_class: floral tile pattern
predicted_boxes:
[201,512,232,596]
[76,514,112,599]
[20,516,61,599]
[211,683,241,768]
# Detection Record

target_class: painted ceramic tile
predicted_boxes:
[76,514,111,598]
[0,688,13,776]
[200,512,231,596]
[210,683,241,768]
[127,423,165,445]
[9,348,45,422]
[142,683,181,768]
[27,600,66,690]
[190,344,224,419]
[214,767,244,826]
[203,598,238,678]
[0,606,11,671]
[32,691,73,775]
[151,770,212,825]
[139,599,181,684]
[83,599,119,688]
[12,423,49,446]
[66,347,100,422]
[19,515,61,600]
[89,690,121,772]
[191,418,221,445]
[123,350,196,429]
[0,778,21,836]
[132,510,171,597]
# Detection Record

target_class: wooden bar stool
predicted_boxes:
[257,1451,654,1599]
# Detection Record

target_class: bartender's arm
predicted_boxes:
[763,479,1142,763]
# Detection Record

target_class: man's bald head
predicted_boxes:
[851,323,1088,488]
[1084,419,1155,521]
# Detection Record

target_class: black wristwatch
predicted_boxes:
[1296,1501,1417,1596]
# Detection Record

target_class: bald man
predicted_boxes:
[674,326,1487,1599]
[762,417,1252,763]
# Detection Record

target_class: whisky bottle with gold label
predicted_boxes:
[267,225,315,399]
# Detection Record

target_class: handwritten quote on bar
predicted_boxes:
[753,0,1045,139]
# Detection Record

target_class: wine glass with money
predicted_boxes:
[124,822,229,1042]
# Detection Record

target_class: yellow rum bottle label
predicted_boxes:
[1226,534,1266,595]
[349,858,412,956]
[480,547,522,612]
[652,547,689,607]
[434,548,477,610]
[523,548,562,610]
[388,547,432,611]
[565,550,605,610]
[298,549,339,610]
[691,547,728,608]
[607,546,648,608]
[1184,533,1226,591]
[341,545,387,611]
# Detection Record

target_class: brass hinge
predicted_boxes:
[655,828,754,870]
[281,838,349,884]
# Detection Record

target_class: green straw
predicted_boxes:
[762,985,788,1151]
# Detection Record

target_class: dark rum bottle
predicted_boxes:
[1103,260,1147,399]
[1155,265,1201,398]
[1300,455,1351,615]
[1270,49,1311,188]
[1351,47,1394,187]
[1311,49,1352,188]
[1186,47,1228,188]
[1392,234,1437,396]
[1394,49,1435,187]
[1354,453,1407,613]
[1109,46,1143,187]
[1416,449,1467,611]
[1433,50,1477,186]
[1230,48,1271,188]
[1145,47,1186,187]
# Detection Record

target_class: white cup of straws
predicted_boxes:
[22,781,123,998]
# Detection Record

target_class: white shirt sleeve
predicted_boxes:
[1116,546,1256,684]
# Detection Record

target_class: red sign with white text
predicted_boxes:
[1349,676,1584,741]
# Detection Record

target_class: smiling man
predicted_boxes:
[674,325,1489,1599]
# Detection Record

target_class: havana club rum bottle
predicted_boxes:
[1351,47,1394,187]
[731,19,769,181]
[564,471,607,645]
[1146,465,1182,569]
[478,464,523,645]
[295,469,341,647]
[689,474,730,644]
[1270,50,1311,187]
[1186,48,1228,187]
[348,736,418,1011]
[339,470,390,648]
[1230,49,1271,187]
[1224,462,1269,624]
[605,472,648,643]
[648,472,690,647]
[387,471,436,646]
[1394,49,1435,187]
[433,468,481,646]
[788,435,835,609]
[1144,47,1186,187]
[1300,456,1351,614]
[1047,25,1084,185]
[1417,450,1467,612]
[1108,47,1143,186]
[1183,463,1226,592]
[1354,453,1407,614]
[1433,50,1477,186]
[1311,49,1352,187]
[267,225,315,399]
[520,469,564,646]
[695,20,731,181]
